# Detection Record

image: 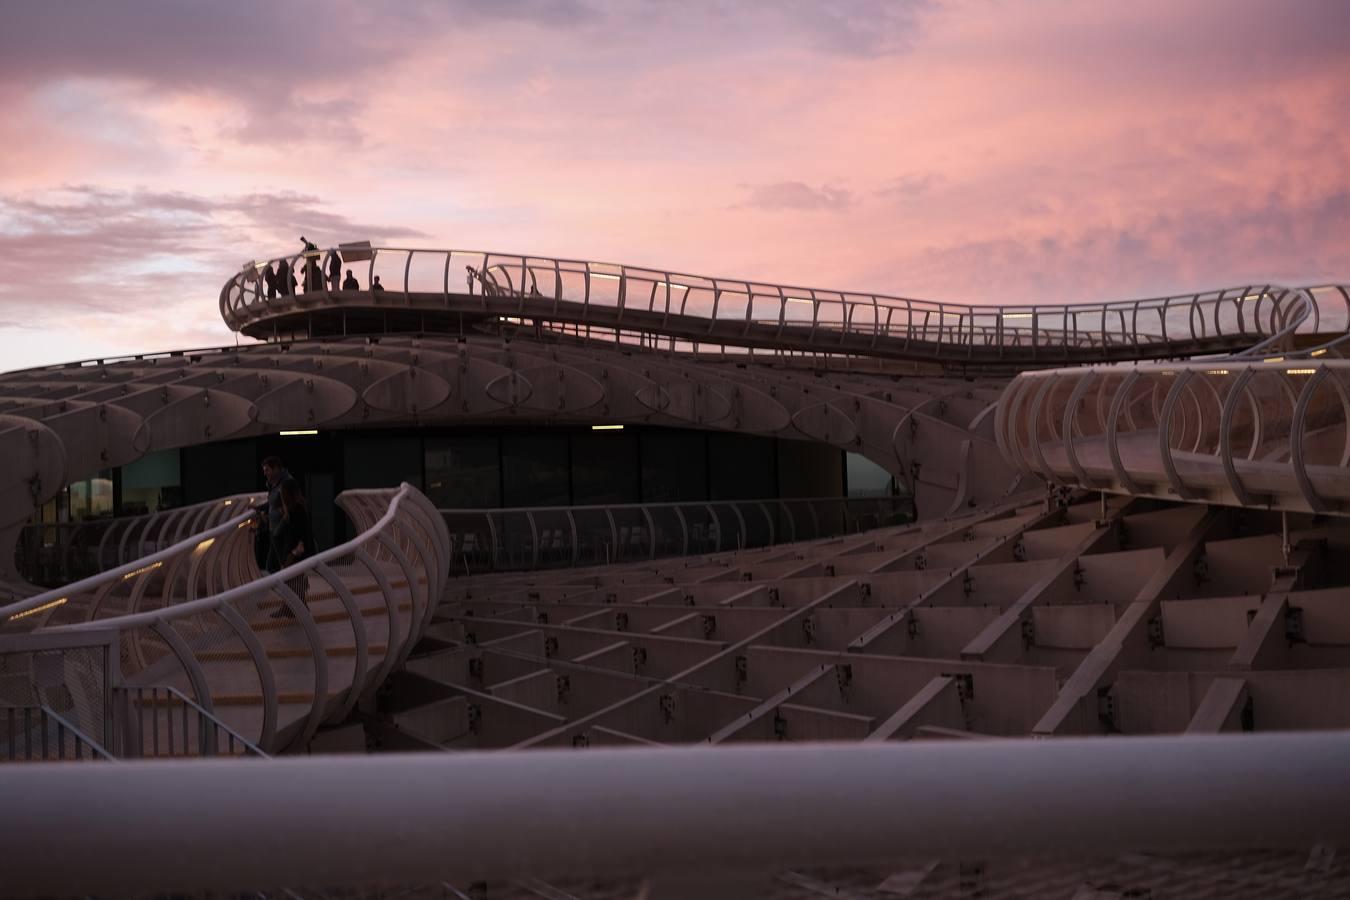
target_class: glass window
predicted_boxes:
[778,440,845,498]
[426,436,501,509]
[67,470,114,521]
[120,449,182,515]
[571,430,638,505]
[846,452,897,497]
[708,433,775,500]
[501,433,569,507]
[345,436,423,491]
[640,430,708,502]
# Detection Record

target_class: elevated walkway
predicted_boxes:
[220,246,1344,367]
[0,484,449,756]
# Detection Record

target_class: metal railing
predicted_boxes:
[440,495,914,573]
[15,493,263,588]
[0,484,451,754]
[220,245,1344,363]
[996,355,1350,515]
[114,685,266,758]
[2,704,113,761]
[1,496,264,633]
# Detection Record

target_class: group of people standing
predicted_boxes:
[253,456,315,619]
[261,237,371,300]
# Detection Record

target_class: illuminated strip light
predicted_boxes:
[223,500,233,506]
[1312,349,1329,357]
[7,597,67,622]
[1003,313,1034,320]
[1286,368,1317,375]
[1264,357,1285,364]
[196,538,216,552]
[591,424,624,431]
[1205,369,1230,376]
[279,429,318,436]
[122,561,163,581]
[785,297,815,306]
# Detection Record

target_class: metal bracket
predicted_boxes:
[1285,606,1306,644]
[1096,685,1117,732]
[835,663,853,696]
[773,711,788,741]
[632,646,648,675]
[658,693,675,725]
[555,675,570,705]
[942,672,974,704]
[544,636,559,659]
[734,654,748,685]
[1147,615,1165,649]
[701,615,717,640]
[1193,555,1210,586]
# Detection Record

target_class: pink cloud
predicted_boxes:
[1,0,1347,372]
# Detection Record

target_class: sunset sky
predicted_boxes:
[1,0,1346,371]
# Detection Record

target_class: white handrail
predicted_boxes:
[0,493,263,623]
[3,732,1347,896]
[45,484,416,634]
[220,245,1344,362]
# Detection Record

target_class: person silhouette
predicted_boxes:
[342,269,359,290]
[326,252,341,291]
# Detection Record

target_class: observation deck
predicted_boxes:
[221,246,1342,369]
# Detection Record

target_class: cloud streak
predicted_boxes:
[0,0,1347,370]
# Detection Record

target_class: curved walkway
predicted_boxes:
[997,319,1350,515]
[220,246,1337,366]
[0,484,449,755]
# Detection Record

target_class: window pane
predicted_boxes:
[708,433,775,500]
[572,430,638,505]
[426,436,500,508]
[778,440,845,498]
[640,430,707,502]
[345,436,423,491]
[846,452,897,498]
[501,433,569,507]
[121,449,183,514]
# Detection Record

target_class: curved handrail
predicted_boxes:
[15,493,264,589]
[997,356,1350,515]
[219,246,1341,364]
[440,495,914,572]
[3,484,451,754]
[1,494,264,628]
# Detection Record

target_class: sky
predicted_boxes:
[0,0,1347,371]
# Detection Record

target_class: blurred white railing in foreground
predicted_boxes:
[3,732,1347,897]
